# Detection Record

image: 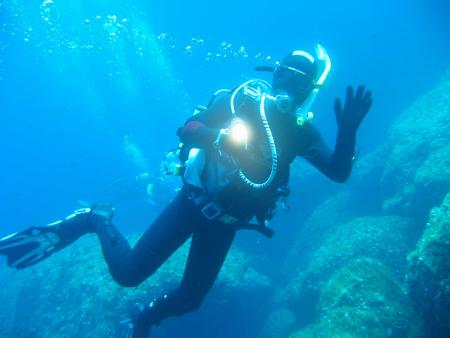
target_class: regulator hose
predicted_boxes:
[230,80,278,190]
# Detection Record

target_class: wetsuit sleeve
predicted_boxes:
[298,122,355,183]
[177,94,231,148]
[177,121,220,148]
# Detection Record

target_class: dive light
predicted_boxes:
[229,118,249,145]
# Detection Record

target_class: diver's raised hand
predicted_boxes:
[334,85,372,134]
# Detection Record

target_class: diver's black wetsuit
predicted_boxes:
[91,93,356,336]
[95,187,236,319]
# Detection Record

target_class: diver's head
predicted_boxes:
[272,50,318,112]
[255,45,331,117]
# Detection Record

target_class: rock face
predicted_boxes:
[406,192,450,337]
[348,69,450,223]
[283,215,414,326]
[379,73,450,221]
[284,191,357,275]
[290,258,422,338]
[270,67,450,338]
[260,307,296,338]
[0,234,272,338]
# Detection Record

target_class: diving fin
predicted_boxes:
[0,205,114,270]
[0,225,63,269]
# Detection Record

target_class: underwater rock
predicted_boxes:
[349,144,389,213]
[290,258,422,338]
[406,191,450,337]
[0,234,272,338]
[284,215,414,326]
[275,67,450,337]
[271,69,450,336]
[380,71,450,221]
[260,307,296,338]
[284,191,357,275]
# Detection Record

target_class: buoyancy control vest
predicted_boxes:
[163,80,291,236]
[183,80,280,194]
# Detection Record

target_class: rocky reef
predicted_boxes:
[291,258,422,338]
[381,81,450,221]
[355,69,450,223]
[285,215,414,318]
[406,192,450,337]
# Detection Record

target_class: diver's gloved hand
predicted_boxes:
[334,85,372,134]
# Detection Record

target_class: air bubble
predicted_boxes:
[192,37,204,44]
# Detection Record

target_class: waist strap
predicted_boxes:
[188,188,275,238]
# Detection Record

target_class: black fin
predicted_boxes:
[0,227,61,269]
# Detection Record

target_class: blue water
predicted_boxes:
[0,1,449,335]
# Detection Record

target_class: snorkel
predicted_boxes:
[295,44,331,122]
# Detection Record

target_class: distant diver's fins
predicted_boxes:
[0,206,114,270]
[0,226,63,269]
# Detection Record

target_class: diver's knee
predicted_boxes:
[111,271,145,288]
[109,258,159,287]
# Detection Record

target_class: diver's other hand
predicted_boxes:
[334,85,372,134]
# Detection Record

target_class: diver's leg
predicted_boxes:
[132,220,236,336]
[94,190,196,287]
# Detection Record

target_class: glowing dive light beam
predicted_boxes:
[230,118,249,144]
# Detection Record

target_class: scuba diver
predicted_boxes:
[0,45,372,338]
[111,172,180,208]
